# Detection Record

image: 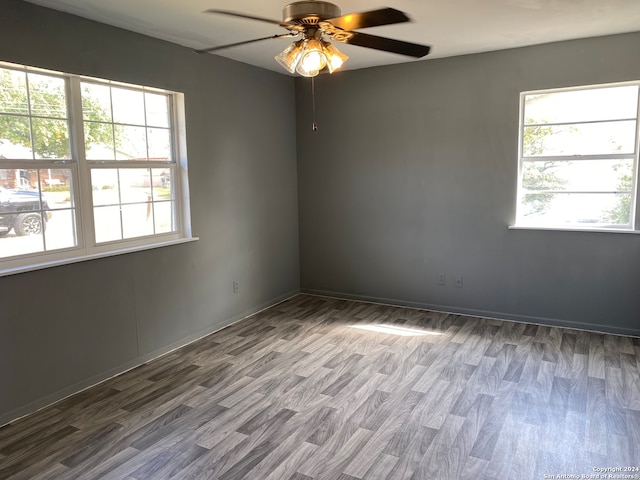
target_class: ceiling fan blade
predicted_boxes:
[344,32,431,58]
[327,8,410,30]
[203,9,294,29]
[195,33,296,54]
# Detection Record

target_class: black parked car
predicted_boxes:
[0,188,52,237]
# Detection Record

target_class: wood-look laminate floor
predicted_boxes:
[1,294,639,480]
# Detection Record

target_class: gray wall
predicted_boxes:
[0,0,300,424]
[297,32,640,336]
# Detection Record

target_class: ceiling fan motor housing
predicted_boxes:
[283,1,341,25]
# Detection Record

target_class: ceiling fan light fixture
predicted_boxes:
[276,37,348,77]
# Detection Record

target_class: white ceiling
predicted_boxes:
[25,0,640,74]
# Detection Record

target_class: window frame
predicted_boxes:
[0,61,194,276]
[512,80,640,233]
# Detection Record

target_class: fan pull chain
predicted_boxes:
[312,76,318,132]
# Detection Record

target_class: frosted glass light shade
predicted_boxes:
[275,40,304,74]
[322,42,348,73]
[296,40,327,77]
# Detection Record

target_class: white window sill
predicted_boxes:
[509,225,640,234]
[0,236,199,278]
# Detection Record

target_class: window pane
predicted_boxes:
[115,125,147,160]
[91,169,120,206]
[94,205,122,243]
[81,82,112,122]
[122,203,154,239]
[28,73,67,118]
[0,230,44,258]
[0,168,40,194]
[112,87,145,125]
[118,168,151,204]
[1,170,38,207]
[0,68,28,115]
[147,128,171,161]
[0,167,76,256]
[0,116,33,159]
[524,86,639,124]
[151,168,172,201]
[84,121,115,160]
[32,118,70,159]
[518,192,632,226]
[523,120,637,157]
[153,201,174,234]
[522,159,634,193]
[42,168,74,210]
[145,93,169,127]
[44,208,77,250]
[92,167,174,240]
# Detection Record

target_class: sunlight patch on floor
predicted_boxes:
[350,324,441,337]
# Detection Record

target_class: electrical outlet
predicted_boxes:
[233,280,240,294]
[437,273,446,285]
[455,276,463,288]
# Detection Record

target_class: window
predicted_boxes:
[514,82,640,231]
[0,61,192,274]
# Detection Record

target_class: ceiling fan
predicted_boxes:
[196,1,431,77]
